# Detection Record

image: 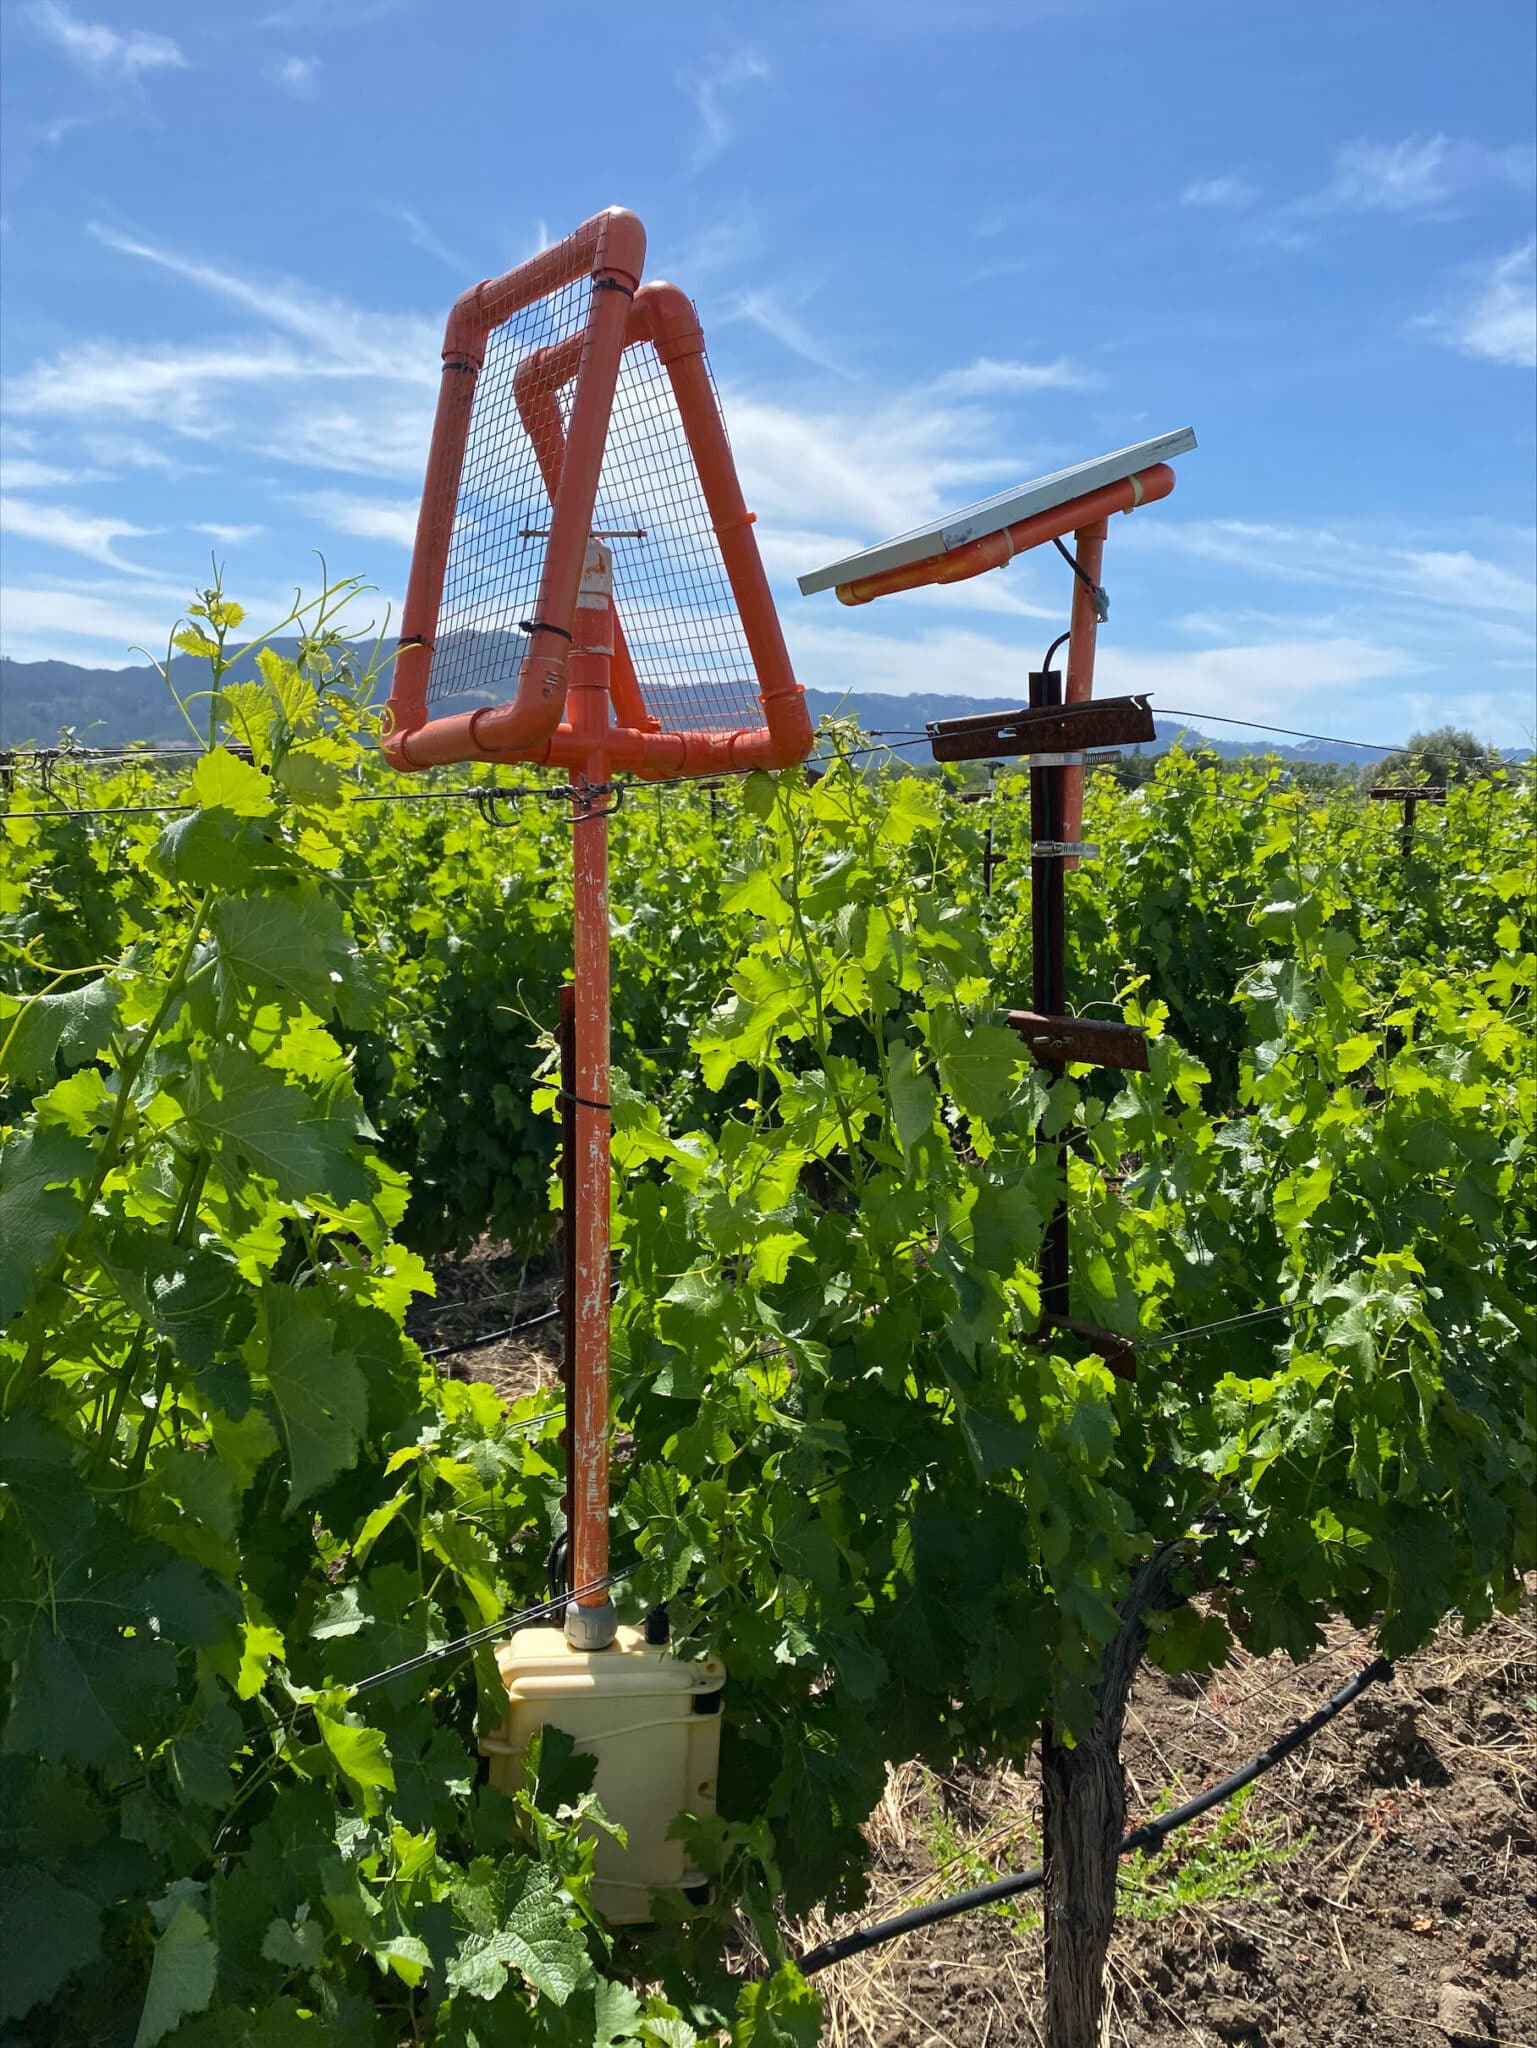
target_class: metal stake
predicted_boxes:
[1030,667,1070,1320]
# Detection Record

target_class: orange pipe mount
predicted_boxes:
[831,463,1176,609]
[564,541,617,1650]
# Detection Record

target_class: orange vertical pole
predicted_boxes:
[1060,517,1107,866]
[566,541,617,1651]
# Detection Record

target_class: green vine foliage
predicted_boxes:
[604,753,1534,1915]
[2,589,1533,2042]
[0,600,812,2046]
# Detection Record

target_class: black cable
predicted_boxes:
[350,1573,624,1697]
[1041,630,1071,676]
[1130,1303,1290,1351]
[1052,537,1109,622]
[798,1652,1393,1975]
[1159,709,1401,755]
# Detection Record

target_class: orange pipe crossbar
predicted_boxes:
[833,463,1176,608]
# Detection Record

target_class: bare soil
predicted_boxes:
[419,1248,1536,2047]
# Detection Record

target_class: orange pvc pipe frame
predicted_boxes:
[384,244,811,776]
[384,207,645,769]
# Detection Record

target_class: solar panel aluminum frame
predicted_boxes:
[796,427,1197,603]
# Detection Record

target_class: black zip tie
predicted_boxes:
[798,1652,1393,1974]
[593,276,636,298]
[517,618,573,642]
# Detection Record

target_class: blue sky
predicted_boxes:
[1,0,1533,745]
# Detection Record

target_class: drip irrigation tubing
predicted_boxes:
[418,1277,621,1363]
[797,1651,1394,1975]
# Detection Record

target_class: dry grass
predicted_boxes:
[791,1597,1536,2047]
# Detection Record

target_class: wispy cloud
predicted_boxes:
[1180,174,1259,210]
[1,457,105,489]
[85,222,437,378]
[306,491,418,547]
[1421,240,1537,370]
[272,54,321,96]
[0,494,157,569]
[727,290,848,375]
[193,522,265,545]
[1300,133,1535,220]
[931,356,1097,397]
[26,1,185,80]
[4,339,344,435]
[4,230,439,492]
[679,49,770,169]
[388,205,464,272]
[1124,516,1537,620]
[725,386,1018,537]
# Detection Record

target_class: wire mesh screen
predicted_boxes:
[426,275,593,709]
[597,343,763,735]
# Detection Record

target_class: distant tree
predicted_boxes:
[1274,758,1356,794]
[1360,726,1501,792]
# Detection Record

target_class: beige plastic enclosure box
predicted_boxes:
[482,1625,726,1923]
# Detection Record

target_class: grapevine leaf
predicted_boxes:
[1,1524,236,1771]
[0,1125,94,1324]
[0,1411,95,1550]
[251,1287,368,1508]
[151,808,296,892]
[0,978,118,1085]
[887,1040,937,1163]
[105,1229,251,1385]
[189,747,274,819]
[133,1898,217,2048]
[316,1706,395,1803]
[210,890,346,1017]
[0,1863,102,2023]
[928,1009,1024,1123]
[447,1855,588,2004]
[731,1965,822,2047]
[181,1046,371,1206]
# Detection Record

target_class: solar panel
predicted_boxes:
[796,427,1197,597]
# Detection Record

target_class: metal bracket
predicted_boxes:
[927,692,1155,764]
[1006,1010,1149,1072]
[1032,840,1099,861]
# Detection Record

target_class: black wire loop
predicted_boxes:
[474,788,526,828]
